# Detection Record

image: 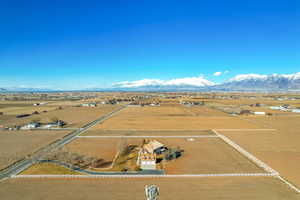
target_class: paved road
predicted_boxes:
[30,160,165,176]
[0,104,128,180]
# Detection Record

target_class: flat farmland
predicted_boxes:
[92,104,261,130]
[0,130,70,170]
[64,138,119,161]
[0,105,120,128]
[207,98,300,107]
[82,129,214,136]
[181,105,229,116]
[218,115,300,188]
[63,137,263,174]
[20,163,83,175]
[0,105,57,115]
[0,177,299,200]
[240,105,300,115]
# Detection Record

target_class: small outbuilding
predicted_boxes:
[143,140,168,154]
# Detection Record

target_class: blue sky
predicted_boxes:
[0,0,299,89]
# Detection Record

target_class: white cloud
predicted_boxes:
[213,71,222,76]
[213,70,230,76]
[114,76,215,88]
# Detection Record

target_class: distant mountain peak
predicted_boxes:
[219,72,300,91]
[114,76,215,88]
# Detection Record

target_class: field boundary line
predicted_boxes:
[213,129,300,194]
[76,135,218,138]
[13,173,275,179]
[215,129,277,131]
[97,129,211,131]
[277,176,300,194]
[212,129,278,175]
[94,129,276,131]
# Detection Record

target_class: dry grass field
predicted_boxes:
[82,129,214,136]
[0,177,298,200]
[64,138,119,161]
[21,163,82,175]
[0,105,57,115]
[92,104,261,130]
[181,105,229,116]
[205,98,300,107]
[218,115,300,188]
[0,105,120,128]
[55,137,264,174]
[0,130,70,170]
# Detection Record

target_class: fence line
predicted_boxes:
[212,129,278,175]
[13,173,275,179]
[77,135,218,138]
[213,129,300,194]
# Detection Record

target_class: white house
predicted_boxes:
[137,150,157,170]
[253,111,266,115]
[21,122,41,130]
[292,109,300,113]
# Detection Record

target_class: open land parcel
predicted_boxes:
[0,93,300,199]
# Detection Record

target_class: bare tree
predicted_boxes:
[118,138,128,155]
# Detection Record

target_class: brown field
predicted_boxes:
[64,138,119,162]
[0,130,70,170]
[0,177,299,200]
[0,105,57,115]
[205,98,300,107]
[180,105,229,116]
[20,163,82,175]
[82,129,214,136]
[62,137,263,174]
[218,115,300,188]
[0,105,120,128]
[92,104,261,130]
[240,105,300,115]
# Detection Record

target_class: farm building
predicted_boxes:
[137,150,157,170]
[81,103,97,107]
[21,122,41,130]
[143,140,168,154]
[253,111,266,115]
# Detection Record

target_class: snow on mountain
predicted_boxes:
[228,74,268,82]
[219,72,300,90]
[228,72,300,82]
[114,76,215,88]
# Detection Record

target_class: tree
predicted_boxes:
[118,138,128,155]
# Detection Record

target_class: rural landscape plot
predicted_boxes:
[21,136,264,175]
[218,115,300,187]
[0,130,70,170]
[0,177,299,200]
[92,104,261,130]
[1,93,300,200]
[0,104,121,128]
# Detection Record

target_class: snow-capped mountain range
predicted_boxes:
[113,72,300,91]
[114,76,215,89]
[1,72,300,92]
[219,73,300,91]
